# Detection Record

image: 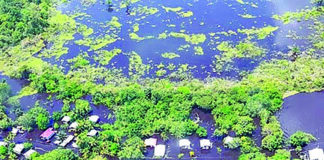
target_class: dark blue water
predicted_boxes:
[52,0,313,79]
[277,91,324,150]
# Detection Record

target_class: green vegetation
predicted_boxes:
[107,16,122,29]
[81,0,97,7]
[161,52,180,59]
[33,149,78,160]
[236,0,245,4]
[238,26,279,40]
[214,40,265,72]
[269,149,291,160]
[41,11,77,58]
[169,32,206,45]
[272,6,324,24]
[130,6,159,17]
[94,49,122,65]
[16,102,49,131]
[0,0,323,159]
[162,6,182,12]
[75,34,117,51]
[194,46,204,55]
[289,131,316,152]
[0,80,12,130]
[0,80,10,104]
[179,11,193,18]
[196,126,207,137]
[0,0,50,49]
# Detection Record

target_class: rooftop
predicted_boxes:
[0,142,7,146]
[200,139,212,149]
[11,128,19,134]
[24,149,36,159]
[154,144,166,157]
[69,122,78,129]
[60,135,74,147]
[40,128,56,140]
[89,115,99,123]
[87,130,99,137]
[179,139,191,148]
[224,136,234,144]
[13,144,24,155]
[61,116,71,123]
[145,138,157,147]
[309,148,324,160]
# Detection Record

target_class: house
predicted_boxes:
[69,122,78,130]
[72,142,78,148]
[87,130,99,137]
[0,142,7,146]
[200,139,212,149]
[11,128,19,134]
[179,139,191,149]
[223,136,234,145]
[154,144,166,157]
[61,116,71,123]
[40,128,56,141]
[89,115,99,123]
[54,140,61,145]
[23,149,37,159]
[145,138,157,147]
[17,126,25,134]
[60,135,74,147]
[308,148,324,160]
[13,144,24,155]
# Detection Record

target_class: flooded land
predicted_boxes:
[0,0,323,159]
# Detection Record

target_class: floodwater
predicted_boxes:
[144,108,266,159]
[277,91,324,150]
[0,0,320,159]
[0,73,115,157]
[54,0,313,79]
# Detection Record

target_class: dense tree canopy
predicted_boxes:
[0,0,50,49]
[33,149,78,160]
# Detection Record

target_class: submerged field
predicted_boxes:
[0,0,323,159]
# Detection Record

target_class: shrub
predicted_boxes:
[289,131,316,147]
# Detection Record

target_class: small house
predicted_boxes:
[308,148,324,160]
[87,130,99,137]
[11,128,19,134]
[72,142,78,148]
[200,139,212,149]
[23,149,37,159]
[69,122,78,130]
[13,144,24,155]
[40,128,56,141]
[223,136,234,145]
[53,140,61,145]
[60,135,74,147]
[145,138,157,147]
[17,126,25,134]
[179,139,191,149]
[154,144,166,157]
[0,142,7,146]
[61,116,71,123]
[89,115,99,123]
